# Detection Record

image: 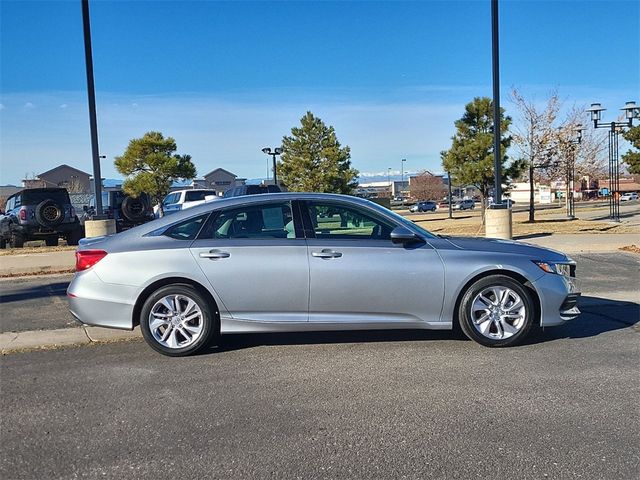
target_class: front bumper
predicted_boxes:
[67,270,137,330]
[532,272,581,326]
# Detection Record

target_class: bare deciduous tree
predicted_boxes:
[510,88,561,221]
[410,171,446,201]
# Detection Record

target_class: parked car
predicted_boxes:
[68,192,580,356]
[159,189,218,216]
[410,201,438,213]
[0,188,82,248]
[490,198,516,208]
[620,192,638,201]
[223,184,282,198]
[455,199,476,210]
[83,190,155,232]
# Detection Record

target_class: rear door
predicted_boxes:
[302,200,444,324]
[190,200,309,322]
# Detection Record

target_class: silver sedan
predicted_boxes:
[67,193,580,356]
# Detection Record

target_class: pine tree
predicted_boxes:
[278,112,358,193]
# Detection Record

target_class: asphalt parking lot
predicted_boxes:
[1,253,639,479]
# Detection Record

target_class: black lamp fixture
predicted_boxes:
[586,101,638,222]
[261,147,283,185]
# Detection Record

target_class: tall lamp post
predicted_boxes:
[586,101,639,222]
[81,0,103,219]
[563,125,584,220]
[447,171,453,219]
[261,147,283,185]
[400,158,406,199]
[387,167,392,197]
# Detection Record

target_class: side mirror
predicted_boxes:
[390,226,422,245]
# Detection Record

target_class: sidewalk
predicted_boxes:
[0,250,75,276]
[0,325,142,353]
[518,233,639,254]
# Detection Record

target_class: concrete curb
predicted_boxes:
[0,326,142,354]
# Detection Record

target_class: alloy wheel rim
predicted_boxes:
[149,294,204,349]
[471,286,526,340]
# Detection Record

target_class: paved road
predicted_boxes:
[1,254,639,479]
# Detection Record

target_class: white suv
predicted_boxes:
[159,189,218,215]
[620,192,638,201]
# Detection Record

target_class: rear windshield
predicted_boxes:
[185,190,216,202]
[21,189,70,204]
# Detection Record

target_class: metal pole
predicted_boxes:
[613,128,620,222]
[272,153,278,186]
[400,160,404,199]
[447,171,453,219]
[528,162,535,222]
[81,0,103,218]
[491,0,503,207]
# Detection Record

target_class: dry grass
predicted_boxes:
[0,245,76,256]
[406,209,639,237]
[620,245,640,254]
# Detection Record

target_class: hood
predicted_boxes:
[442,236,570,262]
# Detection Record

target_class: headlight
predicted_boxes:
[533,261,574,277]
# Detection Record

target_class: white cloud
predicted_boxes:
[59,104,68,109]
[23,102,35,109]
[0,103,5,110]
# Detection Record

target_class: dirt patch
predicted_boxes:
[620,245,640,254]
[0,268,76,279]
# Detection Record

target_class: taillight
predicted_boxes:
[19,208,27,221]
[75,250,107,271]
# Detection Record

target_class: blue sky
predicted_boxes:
[1,0,638,184]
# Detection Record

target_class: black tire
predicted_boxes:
[35,199,65,228]
[140,284,217,357]
[458,275,535,347]
[10,233,24,248]
[121,195,147,222]
[431,207,436,212]
[66,228,83,246]
[0,238,6,249]
[45,237,59,247]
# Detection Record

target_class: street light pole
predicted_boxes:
[447,171,453,219]
[400,160,404,197]
[261,147,283,186]
[586,101,638,222]
[81,0,103,218]
[490,0,504,209]
[387,168,391,197]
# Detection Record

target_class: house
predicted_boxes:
[23,164,91,193]
[200,168,245,195]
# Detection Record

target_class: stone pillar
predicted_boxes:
[485,208,512,240]
[84,219,116,238]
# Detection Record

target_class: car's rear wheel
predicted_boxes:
[140,284,216,357]
[458,275,534,347]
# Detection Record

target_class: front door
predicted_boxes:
[302,200,444,324]
[190,200,309,322]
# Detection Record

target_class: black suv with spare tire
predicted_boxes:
[0,188,83,248]
[81,190,154,232]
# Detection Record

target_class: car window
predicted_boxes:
[306,202,395,240]
[163,193,178,205]
[200,202,295,240]
[164,214,208,240]
[185,190,216,202]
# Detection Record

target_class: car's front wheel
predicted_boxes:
[140,284,217,356]
[458,275,535,347]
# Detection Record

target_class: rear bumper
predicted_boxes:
[67,270,136,330]
[14,220,80,236]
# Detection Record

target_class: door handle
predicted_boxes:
[311,249,342,259]
[199,250,230,259]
